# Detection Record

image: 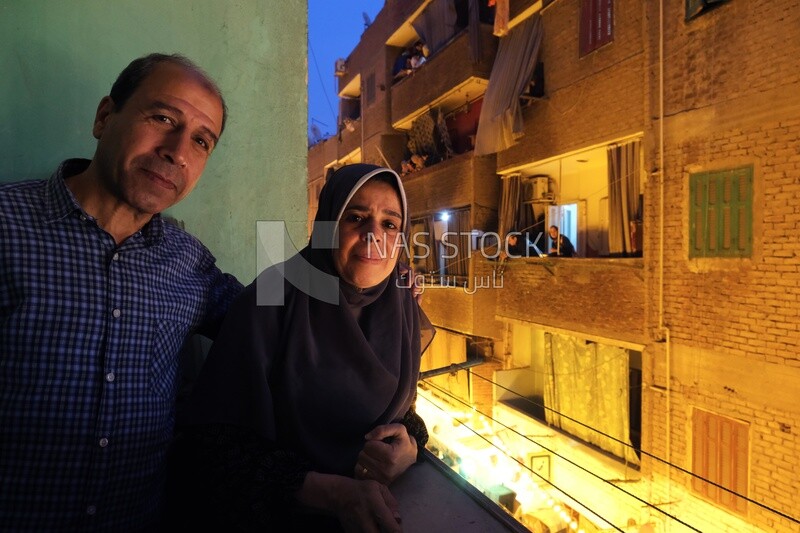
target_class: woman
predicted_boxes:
[176,164,434,532]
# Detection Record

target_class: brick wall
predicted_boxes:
[402,152,498,216]
[497,0,646,171]
[641,1,800,528]
[390,26,498,126]
[493,255,646,344]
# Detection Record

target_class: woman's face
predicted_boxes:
[334,179,403,289]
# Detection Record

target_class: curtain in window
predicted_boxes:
[607,139,641,255]
[474,14,543,156]
[435,108,455,159]
[411,0,458,57]
[544,333,640,465]
[445,209,471,278]
[468,0,481,63]
[410,218,435,275]
[498,174,522,239]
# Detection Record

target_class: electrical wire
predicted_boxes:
[418,387,626,532]
[448,368,800,526]
[420,378,703,531]
[308,39,337,133]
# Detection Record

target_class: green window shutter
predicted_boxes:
[689,172,708,258]
[689,166,753,258]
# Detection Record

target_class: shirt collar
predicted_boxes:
[43,158,90,223]
[43,158,165,246]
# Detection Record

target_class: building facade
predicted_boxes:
[307,0,800,531]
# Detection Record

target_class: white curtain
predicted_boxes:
[607,140,641,255]
[474,14,543,156]
[544,333,639,465]
[411,0,458,57]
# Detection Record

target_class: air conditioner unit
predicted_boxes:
[530,175,551,202]
[334,58,347,77]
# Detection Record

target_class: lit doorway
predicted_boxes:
[548,203,578,254]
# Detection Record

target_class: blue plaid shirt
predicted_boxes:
[0,159,243,531]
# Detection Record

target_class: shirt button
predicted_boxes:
[105,372,115,383]
[112,309,121,318]
[99,438,109,448]
[86,505,96,515]
[112,253,120,261]
[80,215,87,222]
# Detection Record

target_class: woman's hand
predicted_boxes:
[336,479,402,533]
[355,423,417,485]
[297,472,402,533]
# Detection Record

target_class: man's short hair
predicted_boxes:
[109,53,228,136]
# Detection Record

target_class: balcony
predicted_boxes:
[394,450,527,532]
[337,118,362,160]
[391,25,497,131]
[402,151,497,215]
[492,256,646,345]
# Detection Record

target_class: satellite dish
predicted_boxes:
[362,12,372,28]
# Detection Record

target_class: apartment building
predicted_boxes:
[307,0,800,531]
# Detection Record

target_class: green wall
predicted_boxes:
[0,0,308,283]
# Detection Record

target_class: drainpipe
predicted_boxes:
[657,0,673,514]
[361,76,366,161]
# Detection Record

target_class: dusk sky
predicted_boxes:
[308,0,384,140]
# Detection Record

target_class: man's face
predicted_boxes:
[333,180,403,289]
[91,62,223,215]
[548,227,558,239]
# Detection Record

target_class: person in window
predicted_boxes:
[392,48,412,80]
[548,225,575,257]
[174,164,435,531]
[499,230,532,260]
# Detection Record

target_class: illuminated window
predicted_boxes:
[692,409,749,514]
[689,165,753,258]
[580,0,613,56]
[409,208,471,285]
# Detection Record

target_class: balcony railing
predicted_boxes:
[403,151,497,214]
[391,25,497,131]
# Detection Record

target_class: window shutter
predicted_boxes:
[580,0,613,56]
[692,409,749,515]
[689,166,752,258]
[690,173,708,257]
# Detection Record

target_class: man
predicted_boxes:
[0,53,243,530]
[548,225,575,257]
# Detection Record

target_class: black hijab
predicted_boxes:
[186,164,434,476]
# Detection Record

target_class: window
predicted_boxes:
[692,409,749,514]
[689,165,753,258]
[686,0,729,21]
[409,208,471,286]
[580,0,613,56]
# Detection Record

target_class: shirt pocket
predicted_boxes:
[149,319,190,401]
